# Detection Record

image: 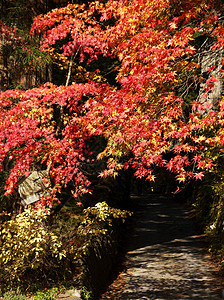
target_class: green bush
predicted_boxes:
[32,287,60,300]
[0,208,66,286]
[0,201,131,295]
[3,290,26,300]
[188,165,224,269]
[77,201,131,256]
[78,201,131,238]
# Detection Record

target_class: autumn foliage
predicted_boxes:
[0,0,224,206]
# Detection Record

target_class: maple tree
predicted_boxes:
[0,0,224,207]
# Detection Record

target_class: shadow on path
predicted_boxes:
[101,194,223,299]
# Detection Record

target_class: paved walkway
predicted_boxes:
[101,194,223,299]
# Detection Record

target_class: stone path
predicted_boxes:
[101,194,223,299]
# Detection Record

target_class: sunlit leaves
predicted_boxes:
[0,82,105,204]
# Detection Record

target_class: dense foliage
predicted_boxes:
[0,208,65,284]
[0,1,224,207]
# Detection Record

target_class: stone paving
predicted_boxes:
[101,194,223,299]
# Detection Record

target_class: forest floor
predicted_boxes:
[100,194,224,299]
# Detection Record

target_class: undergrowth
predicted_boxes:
[0,200,130,298]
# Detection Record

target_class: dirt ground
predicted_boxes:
[100,194,224,299]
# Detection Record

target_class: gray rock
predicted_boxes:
[56,289,81,300]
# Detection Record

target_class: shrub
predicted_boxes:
[0,208,66,287]
[77,201,131,256]
[3,290,26,300]
[78,201,131,238]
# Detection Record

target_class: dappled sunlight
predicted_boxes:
[101,195,222,299]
